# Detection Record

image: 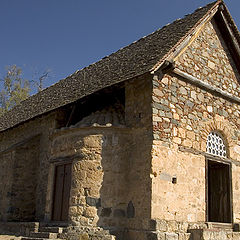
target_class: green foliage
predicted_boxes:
[0,65,30,115]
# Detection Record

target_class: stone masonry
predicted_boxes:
[1,2,240,240]
[150,17,240,239]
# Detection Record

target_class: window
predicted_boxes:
[206,131,226,158]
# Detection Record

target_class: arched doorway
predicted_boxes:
[206,131,232,223]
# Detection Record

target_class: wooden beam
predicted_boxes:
[0,134,41,155]
[214,10,240,75]
[220,11,240,56]
[171,67,240,104]
[150,3,220,73]
[172,6,219,62]
[66,104,76,127]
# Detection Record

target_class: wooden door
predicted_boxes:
[52,163,72,221]
[207,160,232,223]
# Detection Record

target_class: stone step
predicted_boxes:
[29,232,58,239]
[207,222,233,230]
[0,235,21,240]
[39,227,65,234]
[39,222,68,227]
[189,229,240,240]
[21,238,56,240]
[203,231,240,240]
[22,239,63,240]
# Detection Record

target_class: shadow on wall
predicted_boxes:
[94,129,152,240]
[212,17,240,85]
[7,136,40,222]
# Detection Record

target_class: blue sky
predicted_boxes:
[0,0,239,92]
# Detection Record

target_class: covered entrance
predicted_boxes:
[52,163,72,221]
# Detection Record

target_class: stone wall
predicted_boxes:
[232,165,240,222]
[125,73,153,130]
[176,19,240,98]
[125,73,153,221]
[8,135,40,221]
[50,125,153,239]
[151,18,240,224]
[0,72,153,238]
[50,128,130,227]
[0,152,14,221]
[0,112,58,221]
[151,143,205,222]
[48,74,153,240]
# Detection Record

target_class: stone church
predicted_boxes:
[0,0,240,239]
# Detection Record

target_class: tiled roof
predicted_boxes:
[0,1,220,132]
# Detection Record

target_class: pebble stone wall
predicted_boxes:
[151,18,240,227]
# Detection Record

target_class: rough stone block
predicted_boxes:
[86,197,101,208]
[78,233,90,240]
[165,232,178,240]
[232,232,240,240]
[149,220,157,231]
[84,206,97,218]
[233,223,240,232]
[127,201,135,218]
[167,221,178,232]
[157,232,165,240]
[113,209,125,218]
[100,208,112,217]
[156,220,168,232]
[147,232,158,240]
[178,233,191,240]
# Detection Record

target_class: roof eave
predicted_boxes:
[150,0,222,74]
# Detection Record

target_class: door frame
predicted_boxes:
[205,156,233,223]
[51,159,73,222]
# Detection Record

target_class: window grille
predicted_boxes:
[206,132,226,158]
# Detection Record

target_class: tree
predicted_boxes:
[0,65,30,115]
[31,68,51,92]
[0,65,52,116]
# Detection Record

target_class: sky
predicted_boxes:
[0,0,239,93]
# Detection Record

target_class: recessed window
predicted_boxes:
[206,132,226,158]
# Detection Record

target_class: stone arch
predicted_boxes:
[200,117,235,153]
[203,118,233,224]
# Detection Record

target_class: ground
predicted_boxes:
[0,235,21,240]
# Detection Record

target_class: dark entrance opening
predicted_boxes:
[52,163,72,221]
[207,160,232,223]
